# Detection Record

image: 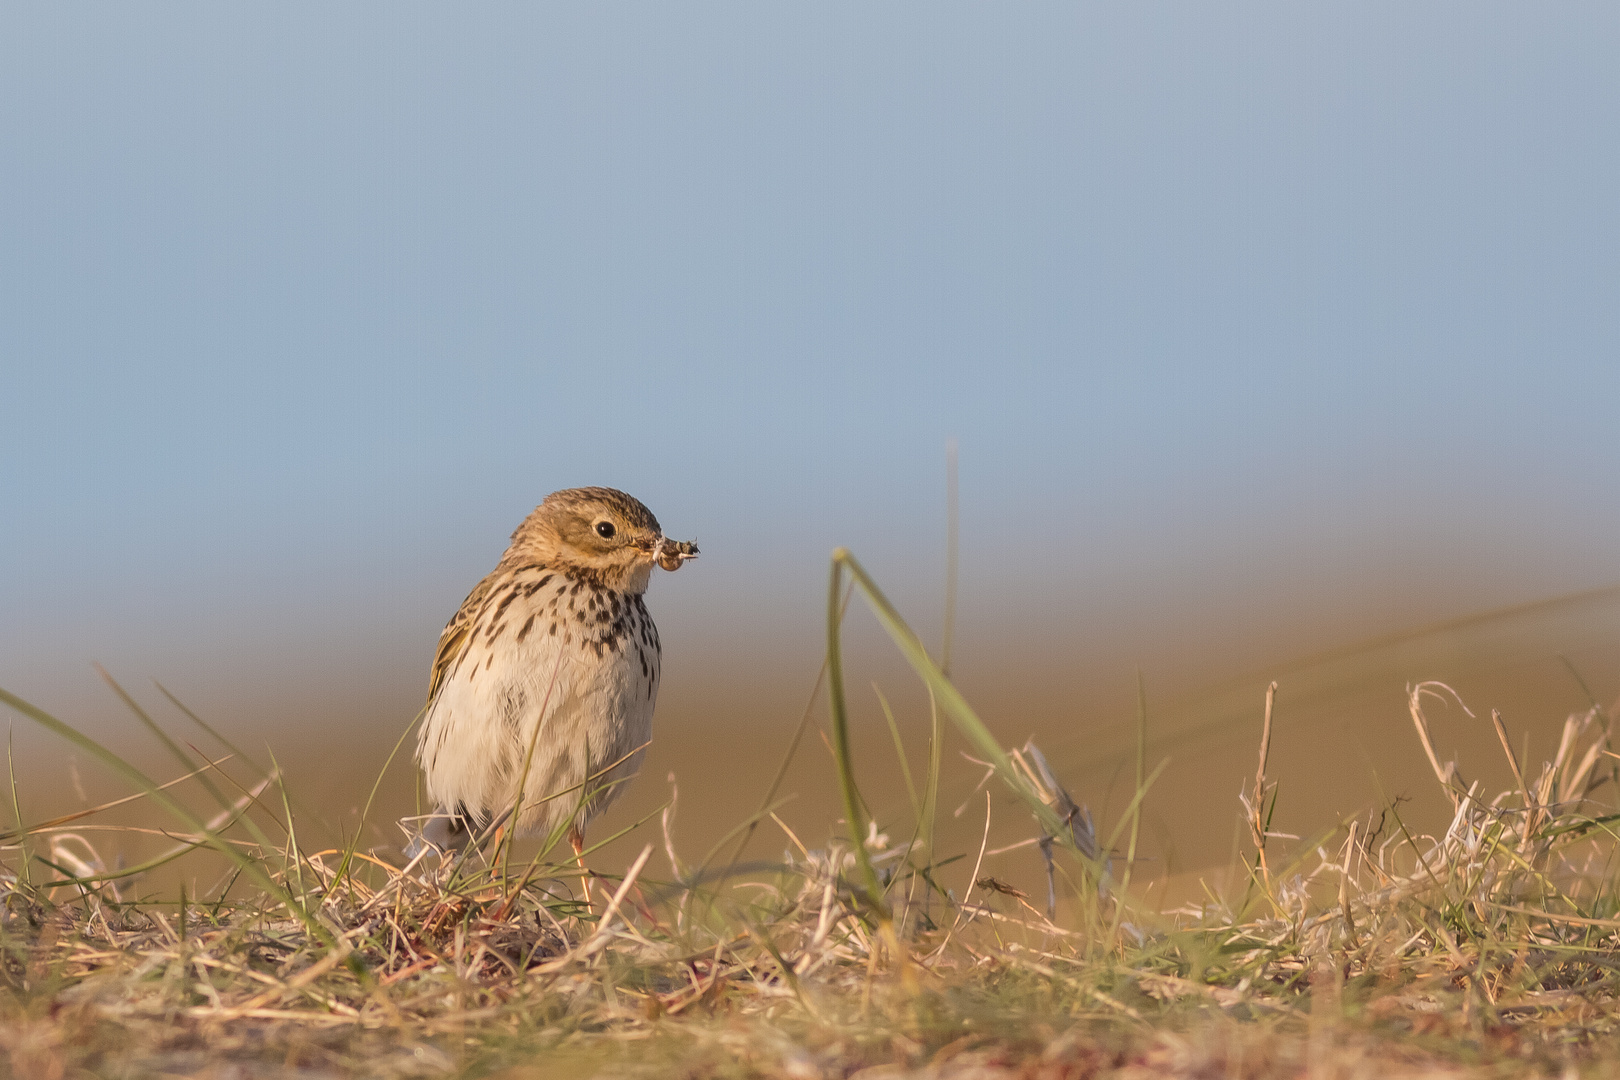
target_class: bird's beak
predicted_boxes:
[655,536,699,572]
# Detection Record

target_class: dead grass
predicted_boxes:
[3,560,1620,1078]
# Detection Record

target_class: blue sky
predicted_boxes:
[2,4,1618,743]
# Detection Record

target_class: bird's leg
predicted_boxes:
[489,823,507,879]
[569,825,593,913]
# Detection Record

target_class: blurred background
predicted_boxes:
[2,4,1618,899]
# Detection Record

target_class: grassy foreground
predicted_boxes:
[3,554,1620,1078]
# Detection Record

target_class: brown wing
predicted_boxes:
[426,570,500,705]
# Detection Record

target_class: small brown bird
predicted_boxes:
[410,487,696,861]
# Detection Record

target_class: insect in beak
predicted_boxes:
[656,537,699,572]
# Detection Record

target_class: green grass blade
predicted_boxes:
[831,550,1074,846]
[825,552,886,916]
[875,685,920,820]
[0,686,335,948]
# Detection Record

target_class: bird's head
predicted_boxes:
[507,487,698,593]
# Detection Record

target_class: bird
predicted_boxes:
[409,487,697,865]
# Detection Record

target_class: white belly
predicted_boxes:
[416,574,661,843]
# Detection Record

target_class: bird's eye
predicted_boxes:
[595,521,616,539]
